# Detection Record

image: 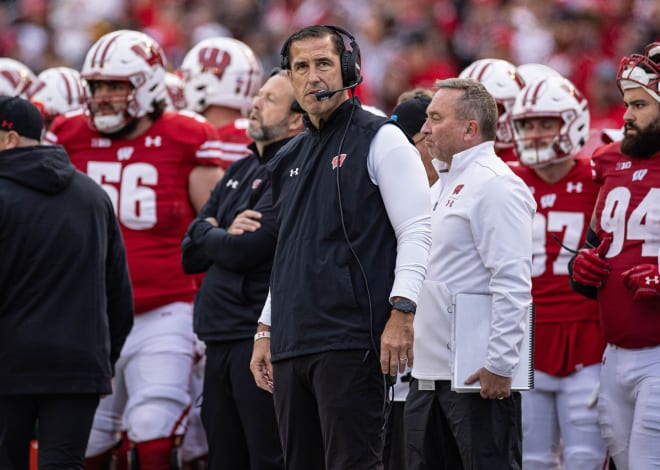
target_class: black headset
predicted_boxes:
[280,25,362,88]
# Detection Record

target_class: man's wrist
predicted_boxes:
[390,297,416,314]
[254,330,271,342]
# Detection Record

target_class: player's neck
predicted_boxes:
[533,158,576,184]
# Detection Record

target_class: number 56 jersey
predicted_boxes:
[592,142,660,348]
[46,111,223,314]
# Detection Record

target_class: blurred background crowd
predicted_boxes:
[0,0,658,121]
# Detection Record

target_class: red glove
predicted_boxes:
[572,235,612,287]
[622,264,660,301]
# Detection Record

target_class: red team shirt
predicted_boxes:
[513,158,605,376]
[216,118,252,169]
[591,143,660,348]
[46,111,223,314]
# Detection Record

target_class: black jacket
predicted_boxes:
[0,145,133,395]
[268,99,398,361]
[182,140,290,342]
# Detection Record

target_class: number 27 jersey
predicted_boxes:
[46,111,223,314]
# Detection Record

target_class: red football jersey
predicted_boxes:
[46,111,223,314]
[216,118,252,169]
[514,159,604,375]
[592,143,660,348]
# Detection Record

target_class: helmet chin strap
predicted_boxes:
[520,136,563,168]
[94,112,130,134]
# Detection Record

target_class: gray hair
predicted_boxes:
[434,78,498,140]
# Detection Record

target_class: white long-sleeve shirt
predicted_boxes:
[412,141,536,380]
[259,123,432,326]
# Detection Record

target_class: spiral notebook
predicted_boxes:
[451,293,534,393]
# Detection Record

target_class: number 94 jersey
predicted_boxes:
[592,142,660,348]
[46,110,223,314]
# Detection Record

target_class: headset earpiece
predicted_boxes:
[328,25,361,88]
[279,25,361,88]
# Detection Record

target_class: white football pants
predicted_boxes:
[86,302,195,457]
[598,344,660,470]
[522,365,607,469]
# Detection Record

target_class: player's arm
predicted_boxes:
[568,212,611,299]
[188,165,224,214]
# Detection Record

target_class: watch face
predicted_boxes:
[393,299,415,313]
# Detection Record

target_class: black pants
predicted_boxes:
[272,349,388,470]
[0,394,99,470]
[405,379,522,470]
[202,340,283,470]
[383,401,406,470]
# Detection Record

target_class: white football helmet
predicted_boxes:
[28,67,85,123]
[511,76,590,168]
[81,30,168,133]
[164,72,186,111]
[0,58,36,97]
[516,63,562,86]
[616,42,660,102]
[459,58,524,149]
[180,37,263,114]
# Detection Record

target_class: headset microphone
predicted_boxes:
[314,77,363,101]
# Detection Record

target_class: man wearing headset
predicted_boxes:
[249,25,431,469]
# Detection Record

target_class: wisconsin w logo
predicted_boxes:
[198,48,231,79]
[130,42,166,67]
[632,169,648,182]
[540,193,557,209]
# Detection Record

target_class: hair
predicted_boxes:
[397,87,434,105]
[269,67,288,78]
[148,98,167,122]
[434,78,498,140]
[266,67,303,114]
[281,25,346,69]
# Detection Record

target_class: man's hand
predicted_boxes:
[204,216,218,227]
[250,328,274,393]
[227,210,262,235]
[572,235,613,287]
[622,264,660,301]
[380,310,414,377]
[465,367,512,400]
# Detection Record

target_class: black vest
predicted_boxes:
[269,99,398,361]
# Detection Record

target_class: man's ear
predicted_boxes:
[464,120,479,140]
[0,130,20,150]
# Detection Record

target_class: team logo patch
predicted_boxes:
[540,193,557,209]
[452,184,464,195]
[145,135,162,147]
[566,181,583,193]
[646,275,659,286]
[117,147,134,161]
[252,178,262,189]
[331,154,347,170]
[616,161,632,171]
[92,137,112,148]
[632,169,648,182]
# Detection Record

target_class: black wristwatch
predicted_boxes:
[391,298,416,314]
